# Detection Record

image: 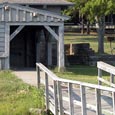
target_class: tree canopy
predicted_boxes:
[68,0,115,22]
[67,0,115,53]
[81,0,115,23]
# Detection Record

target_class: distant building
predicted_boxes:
[0,0,72,69]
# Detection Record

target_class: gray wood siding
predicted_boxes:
[0,23,5,53]
[0,3,68,23]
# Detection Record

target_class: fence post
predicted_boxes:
[112,92,115,115]
[110,74,114,84]
[68,83,74,115]
[80,85,87,115]
[57,81,64,115]
[95,88,101,115]
[36,65,40,88]
[53,80,58,115]
[45,73,49,111]
[98,68,102,85]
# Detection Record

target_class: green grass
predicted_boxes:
[53,65,110,84]
[64,32,115,54]
[61,32,114,84]
[0,71,45,115]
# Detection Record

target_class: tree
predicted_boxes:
[67,0,115,54]
[64,0,88,34]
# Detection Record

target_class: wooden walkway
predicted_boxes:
[36,62,115,115]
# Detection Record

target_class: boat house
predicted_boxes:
[0,0,72,69]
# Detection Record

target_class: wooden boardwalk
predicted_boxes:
[47,84,113,115]
[36,62,115,115]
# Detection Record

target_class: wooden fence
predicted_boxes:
[36,62,115,115]
[97,61,115,87]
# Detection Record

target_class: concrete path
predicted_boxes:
[12,69,38,87]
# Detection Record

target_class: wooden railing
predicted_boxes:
[97,61,115,87]
[36,62,115,115]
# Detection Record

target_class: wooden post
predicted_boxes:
[70,43,73,55]
[4,57,9,69]
[57,81,64,115]
[47,41,52,66]
[112,92,115,115]
[36,31,41,63]
[53,80,58,115]
[68,83,74,115]
[2,8,4,21]
[4,24,10,69]
[95,88,101,115]
[110,73,114,84]
[36,42,41,63]
[36,65,40,88]
[58,24,65,71]
[45,73,49,111]
[80,85,87,115]
[98,68,102,85]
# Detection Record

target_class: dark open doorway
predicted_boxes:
[10,26,39,68]
[10,25,57,69]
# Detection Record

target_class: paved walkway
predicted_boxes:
[12,69,38,87]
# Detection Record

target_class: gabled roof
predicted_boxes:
[0,3,69,22]
[0,0,73,5]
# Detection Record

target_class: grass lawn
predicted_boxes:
[58,32,113,84]
[64,32,115,54]
[0,71,44,115]
[0,32,113,115]
[53,65,110,84]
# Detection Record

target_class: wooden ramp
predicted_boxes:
[36,62,115,115]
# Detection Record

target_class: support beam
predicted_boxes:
[47,42,52,66]
[4,24,10,69]
[58,24,65,71]
[44,25,58,41]
[10,25,25,41]
[36,31,42,63]
[36,42,40,63]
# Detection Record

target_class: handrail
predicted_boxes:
[36,63,59,81]
[97,61,115,87]
[97,61,115,75]
[36,63,115,92]
[36,62,115,115]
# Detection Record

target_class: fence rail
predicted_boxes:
[97,61,115,87]
[36,62,115,115]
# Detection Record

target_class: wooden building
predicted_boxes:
[0,0,72,69]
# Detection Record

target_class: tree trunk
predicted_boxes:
[96,16,105,54]
[86,21,90,35]
[81,15,85,34]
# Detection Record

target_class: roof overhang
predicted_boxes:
[0,0,74,6]
[0,2,70,22]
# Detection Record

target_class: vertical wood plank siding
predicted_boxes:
[0,5,66,23]
[0,23,5,53]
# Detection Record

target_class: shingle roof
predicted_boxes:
[0,0,73,5]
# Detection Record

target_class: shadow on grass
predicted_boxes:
[66,65,98,76]
[65,65,109,77]
[64,37,98,43]
[64,33,98,36]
